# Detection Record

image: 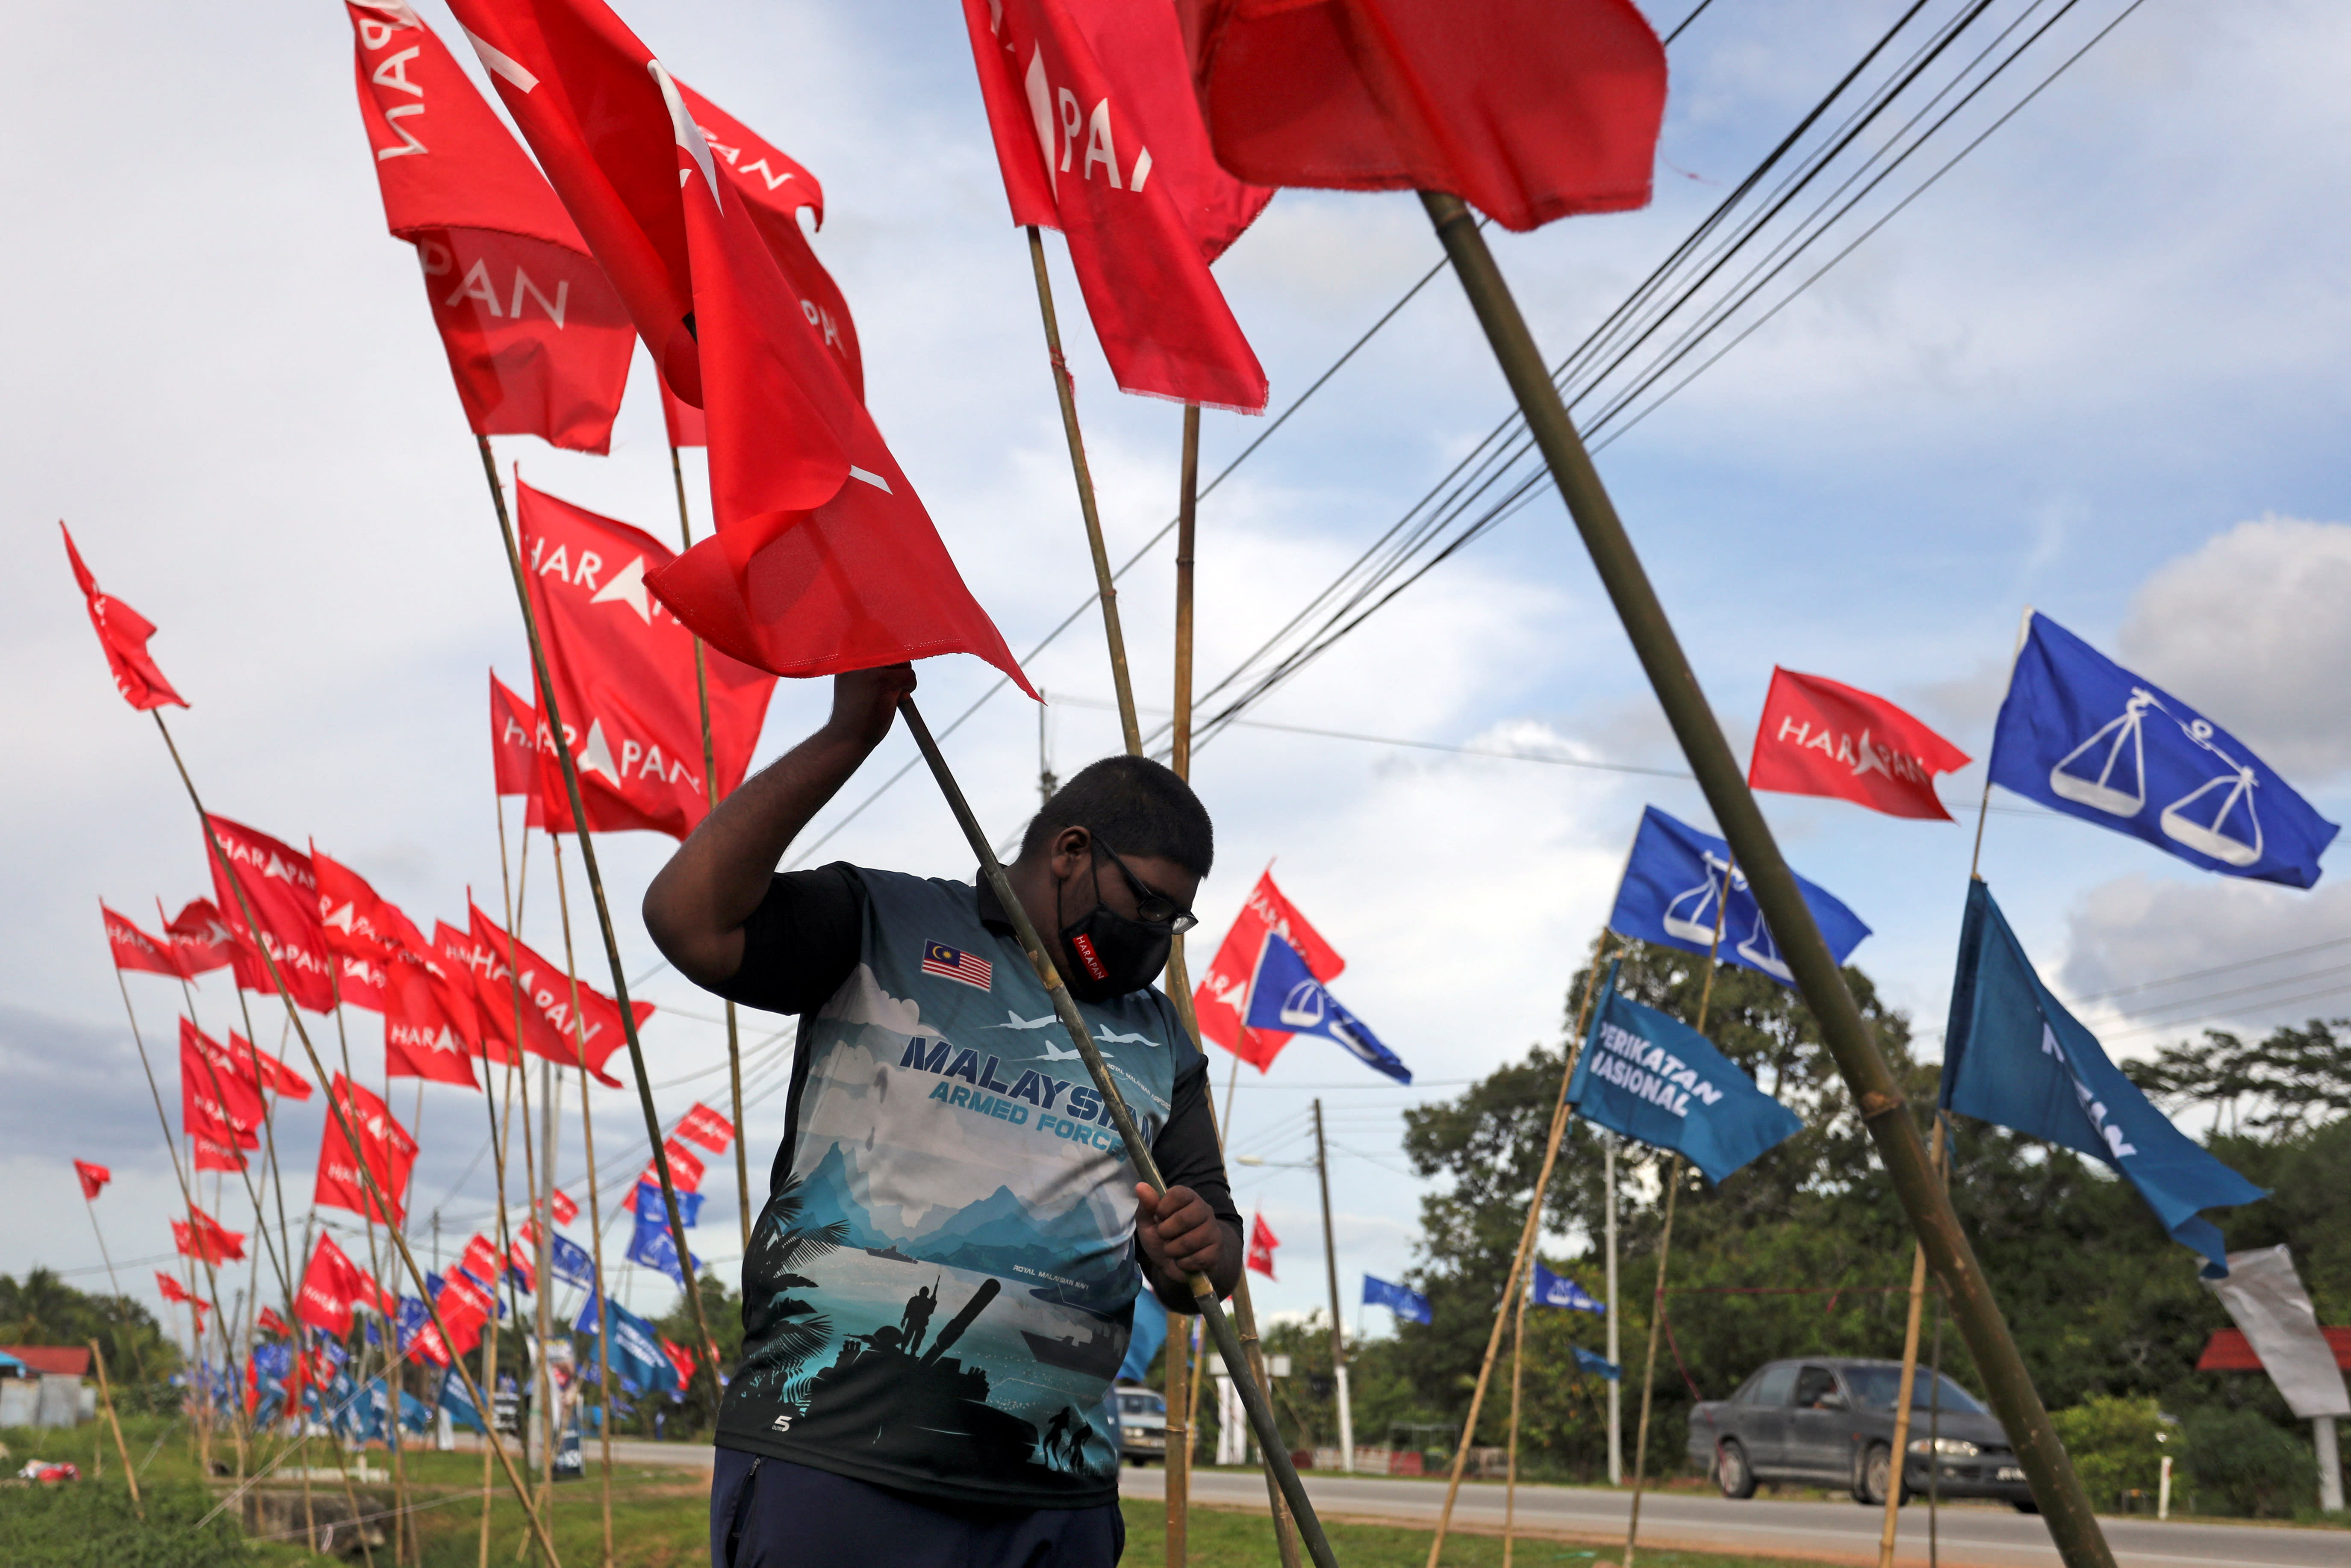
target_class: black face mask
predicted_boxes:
[1058,861,1173,1003]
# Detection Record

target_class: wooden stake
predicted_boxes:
[1880,1112,1952,1564]
[551,837,618,1568]
[1164,400,1202,1568]
[89,1338,141,1517]
[474,438,723,1415]
[669,443,754,1250]
[894,695,1338,1568]
[1419,187,2113,1568]
[150,712,563,1567]
[1502,1286,1525,1568]
[1024,225,1141,753]
[1425,938,1614,1566]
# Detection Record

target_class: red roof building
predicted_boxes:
[0,1346,93,1377]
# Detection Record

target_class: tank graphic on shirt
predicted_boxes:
[719,870,1186,1505]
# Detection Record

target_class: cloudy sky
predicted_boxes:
[5,0,2347,1351]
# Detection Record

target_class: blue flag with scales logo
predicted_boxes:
[1244,932,1411,1083]
[1609,808,1871,985]
[1941,880,2266,1274]
[1989,612,2337,888]
[1362,1274,1431,1324]
[1530,1261,1604,1313]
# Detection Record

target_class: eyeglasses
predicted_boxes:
[1090,836,1199,933]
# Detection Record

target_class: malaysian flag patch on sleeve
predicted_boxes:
[921,941,992,991]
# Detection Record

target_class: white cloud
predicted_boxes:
[2118,516,2351,782]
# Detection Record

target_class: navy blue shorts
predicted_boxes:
[710,1449,1125,1568]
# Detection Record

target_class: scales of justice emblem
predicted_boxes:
[1662,853,1790,981]
[2048,686,2263,867]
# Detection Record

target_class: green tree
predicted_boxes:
[2048,1393,2169,1511]
[0,1269,181,1403]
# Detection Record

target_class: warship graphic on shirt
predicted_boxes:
[716,869,1190,1508]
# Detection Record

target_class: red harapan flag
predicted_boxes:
[256,1306,293,1340]
[163,899,234,976]
[446,0,1034,693]
[343,0,633,451]
[181,1018,263,1170]
[674,1101,735,1154]
[548,1188,578,1226]
[315,1074,420,1228]
[174,1205,247,1265]
[103,905,184,978]
[297,1233,368,1337]
[60,523,185,711]
[468,902,651,1085]
[1177,0,1666,234]
[622,1135,704,1211]
[963,0,1270,411]
[490,672,542,799]
[515,479,776,840]
[74,1160,111,1201]
[1193,870,1343,1070]
[1746,668,1971,823]
[1245,1212,1279,1279]
[434,919,527,1070]
[204,816,338,1013]
[384,949,484,1089]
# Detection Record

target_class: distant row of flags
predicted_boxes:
[1201,611,2336,1280]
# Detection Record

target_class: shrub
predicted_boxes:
[2049,1393,2168,1510]
[0,1480,250,1567]
[2181,1406,2313,1518]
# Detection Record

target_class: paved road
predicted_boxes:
[1119,1466,2346,1568]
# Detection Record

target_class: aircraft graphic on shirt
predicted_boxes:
[988,1011,1058,1030]
[1038,1040,1086,1063]
[1094,1029,1159,1049]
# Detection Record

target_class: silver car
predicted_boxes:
[1686,1358,2036,1510]
[1113,1383,1169,1466]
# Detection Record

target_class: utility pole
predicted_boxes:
[1605,1137,1621,1486]
[1037,688,1058,808]
[1311,1100,1354,1472]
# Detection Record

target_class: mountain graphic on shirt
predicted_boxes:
[796,1144,1127,1311]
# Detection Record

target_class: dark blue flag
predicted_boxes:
[1243,933,1411,1083]
[630,1181,706,1228]
[628,1191,700,1285]
[1573,1346,1621,1381]
[1941,880,2266,1274]
[1568,964,1803,1184]
[1989,612,2337,888]
[1530,1261,1604,1314]
[1609,807,1871,985]
[577,1292,678,1397]
[438,1369,485,1434]
[1362,1274,1431,1324]
[550,1232,599,1291]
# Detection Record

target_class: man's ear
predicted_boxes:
[1046,825,1092,878]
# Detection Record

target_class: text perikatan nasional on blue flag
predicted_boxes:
[1568,961,1803,1184]
[1941,879,2265,1275]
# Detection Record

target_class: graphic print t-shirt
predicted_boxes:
[713,868,1209,1508]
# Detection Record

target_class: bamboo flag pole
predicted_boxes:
[1502,1280,1527,1568]
[1425,938,1614,1567]
[472,439,723,1418]
[1157,400,1307,1568]
[1416,189,2113,1568]
[1877,1111,1952,1565]
[1162,403,1202,1568]
[669,444,753,1251]
[479,795,531,1567]
[895,695,1339,1568]
[327,958,410,1565]
[149,714,564,1567]
[1024,226,1141,753]
[551,836,618,1568]
[89,1338,142,1518]
[1623,882,1732,1568]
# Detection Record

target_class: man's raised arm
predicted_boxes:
[642,663,916,987]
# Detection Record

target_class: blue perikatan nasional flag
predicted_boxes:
[1244,932,1411,1083]
[1531,1260,1604,1314]
[627,1193,699,1285]
[550,1231,598,1291]
[576,1292,678,1397]
[1941,880,2266,1275]
[1988,611,2337,887]
[1609,807,1871,985]
[1569,962,1803,1185]
[438,1369,485,1434]
[1573,1346,1622,1381]
[1362,1274,1431,1324]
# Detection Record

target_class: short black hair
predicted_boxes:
[1019,755,1214,877]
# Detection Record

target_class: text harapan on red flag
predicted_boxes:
[104,905,185,979]
[963,0,1270,411]
[448,0,1034,694]
[468,902,651,1085]
[164,900,234,976]
[315,1073,420,1228]
[516,479,776,840]
[343,0,633,451]
[1747,667,1970,822]
[205,816,338,1013]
